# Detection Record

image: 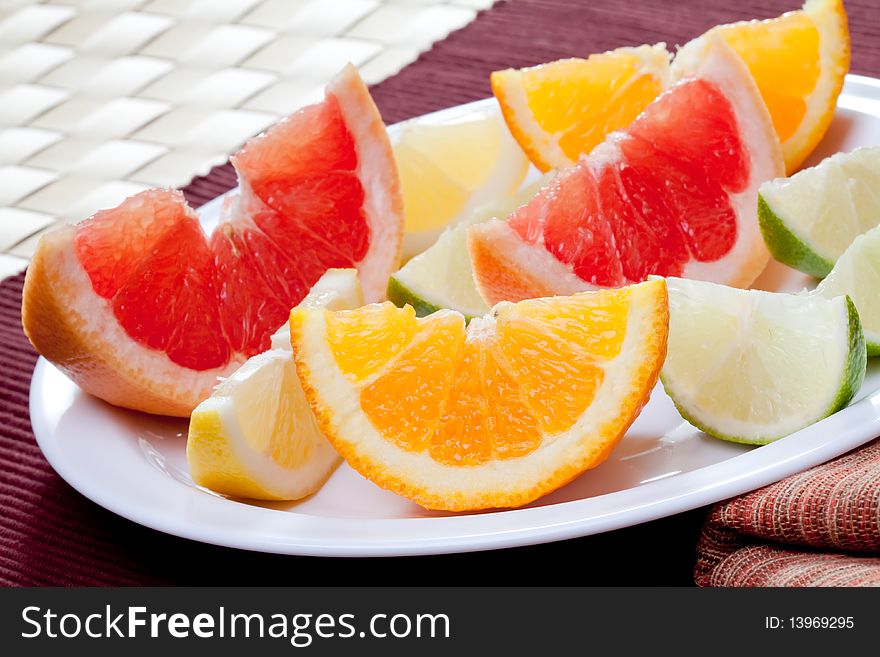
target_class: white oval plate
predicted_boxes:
[30,74,880,557]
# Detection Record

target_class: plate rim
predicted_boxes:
[28,72,880,557]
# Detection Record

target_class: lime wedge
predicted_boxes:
[813,225,880,355]
[758,146,880,277]
[659,276,866,444]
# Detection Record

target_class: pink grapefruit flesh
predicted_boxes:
[470,39,784,305]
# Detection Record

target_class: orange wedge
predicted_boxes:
[492,44,671,172]
[290,279,668,511]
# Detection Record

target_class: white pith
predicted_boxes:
[296,282,663,500]
[661,277,852,441]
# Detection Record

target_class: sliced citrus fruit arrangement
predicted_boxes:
[388,174,553,319]
[187,270,362,501]
[660,276,865,445]
[491,44,671,172]
[495,0,848,174]
[759,147,880,278]
[290,279,668,511]
[814,226,880,355]
[22,64,402,417]
[676,0,849,172]
[471,39,784,305]
[392,104,529,258]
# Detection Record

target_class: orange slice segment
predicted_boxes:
[492,44,671,172]
[290,279,669,511]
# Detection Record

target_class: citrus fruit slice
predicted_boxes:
[660,276,865,445]
[492,44,671,172]
[758,147,880,278]
[290,279,668,511]
[393,104,529,258]
[187,269,362,501]
[814,226,880,355]
[22,65,402,417]
[676,0,849,172]
[388,174,553,319]
[470,39,784,305]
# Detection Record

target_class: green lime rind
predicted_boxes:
[832,296,868,414]
[661,296,867,446]
[868,340,880,358]
[387,275,480,322]
[758,193,835,279]
[387,276,442,317]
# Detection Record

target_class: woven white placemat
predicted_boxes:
[0,0,493,275]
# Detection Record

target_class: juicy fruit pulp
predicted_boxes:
[75,93,373,371]
[291,280,669,510]
[507,79,748,286]
[327,295,628,462]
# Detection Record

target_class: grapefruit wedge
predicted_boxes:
[22,65,403,417]
[470,39,784,305]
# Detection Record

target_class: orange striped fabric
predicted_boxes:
[696,438,880,587]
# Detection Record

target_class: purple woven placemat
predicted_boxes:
[3,0,879,586]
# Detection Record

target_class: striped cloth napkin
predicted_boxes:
[695,438,880,586]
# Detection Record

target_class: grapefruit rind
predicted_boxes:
[469,218,592,304]
[290,279,668,511]
[758,193,834,278]
[389,175,555,318]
